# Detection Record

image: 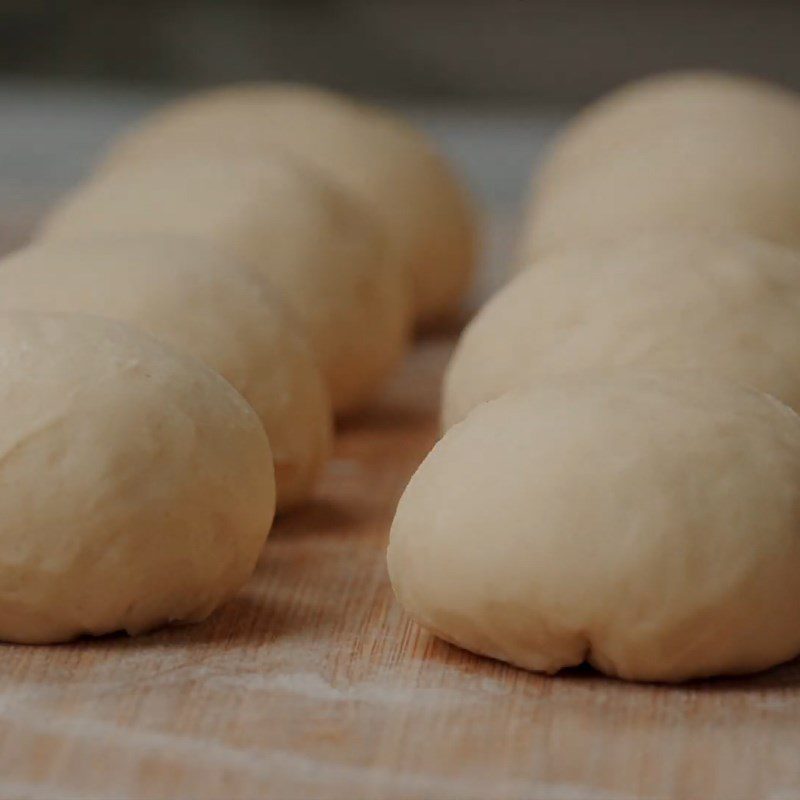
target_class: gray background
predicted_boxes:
[2,1,799,102]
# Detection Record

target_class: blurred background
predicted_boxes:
[2,0,800,289]
[3,0,800,101]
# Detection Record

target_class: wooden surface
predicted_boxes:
[0,335,798,800]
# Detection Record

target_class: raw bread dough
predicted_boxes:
[96,84,477,327]
[0,236,331,511]
[390,371,800,682]
[40,154,411,415]
[0,312,275,644]
[444,231,800,429]
[517,71,800,262]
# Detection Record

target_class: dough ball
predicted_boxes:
[518,71,800,262]
[444,231,800,429]
[391,371,800,682]
[0,312,275,644]
[0,236,331,511]
[97,84,477,327]
[40,154,411,415]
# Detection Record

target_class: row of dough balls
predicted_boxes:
[389,72,800,682]
[0,84,476,644]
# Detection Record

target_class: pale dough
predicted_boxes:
[517,71,800,263]
[0,312,275,644]
[96,84,477,327]
[40,153,411,415]
[0,236,331,511]
[390,371,800,682]
[444,231,800,429]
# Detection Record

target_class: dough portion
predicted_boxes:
[444,230,800,429]
[0,312,275,644]
[518,71,800,262]
[96,84,477,327]
[390,371,800,682]
[40,154,411,415]
[0,236,331,511]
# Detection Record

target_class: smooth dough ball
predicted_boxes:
[0,312,275,644]
[518,71,800,262]
[40,154,411,415]
[391,371,800,682]
[97,84,477,327]
[444,231,800,429]
[0,236,331,511]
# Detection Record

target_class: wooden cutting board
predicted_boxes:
[0,334,798,800]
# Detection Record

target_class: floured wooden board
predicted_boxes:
[0,333,798,800]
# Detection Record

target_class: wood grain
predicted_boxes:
[0,336,798,800]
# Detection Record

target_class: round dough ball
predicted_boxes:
[0,312,275,644]
[391,371,800,682]
[97,84,477,327]
[444,231,800,429]
[518,71,800,262]
[0,236,331,511]
[40,154,411,416]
